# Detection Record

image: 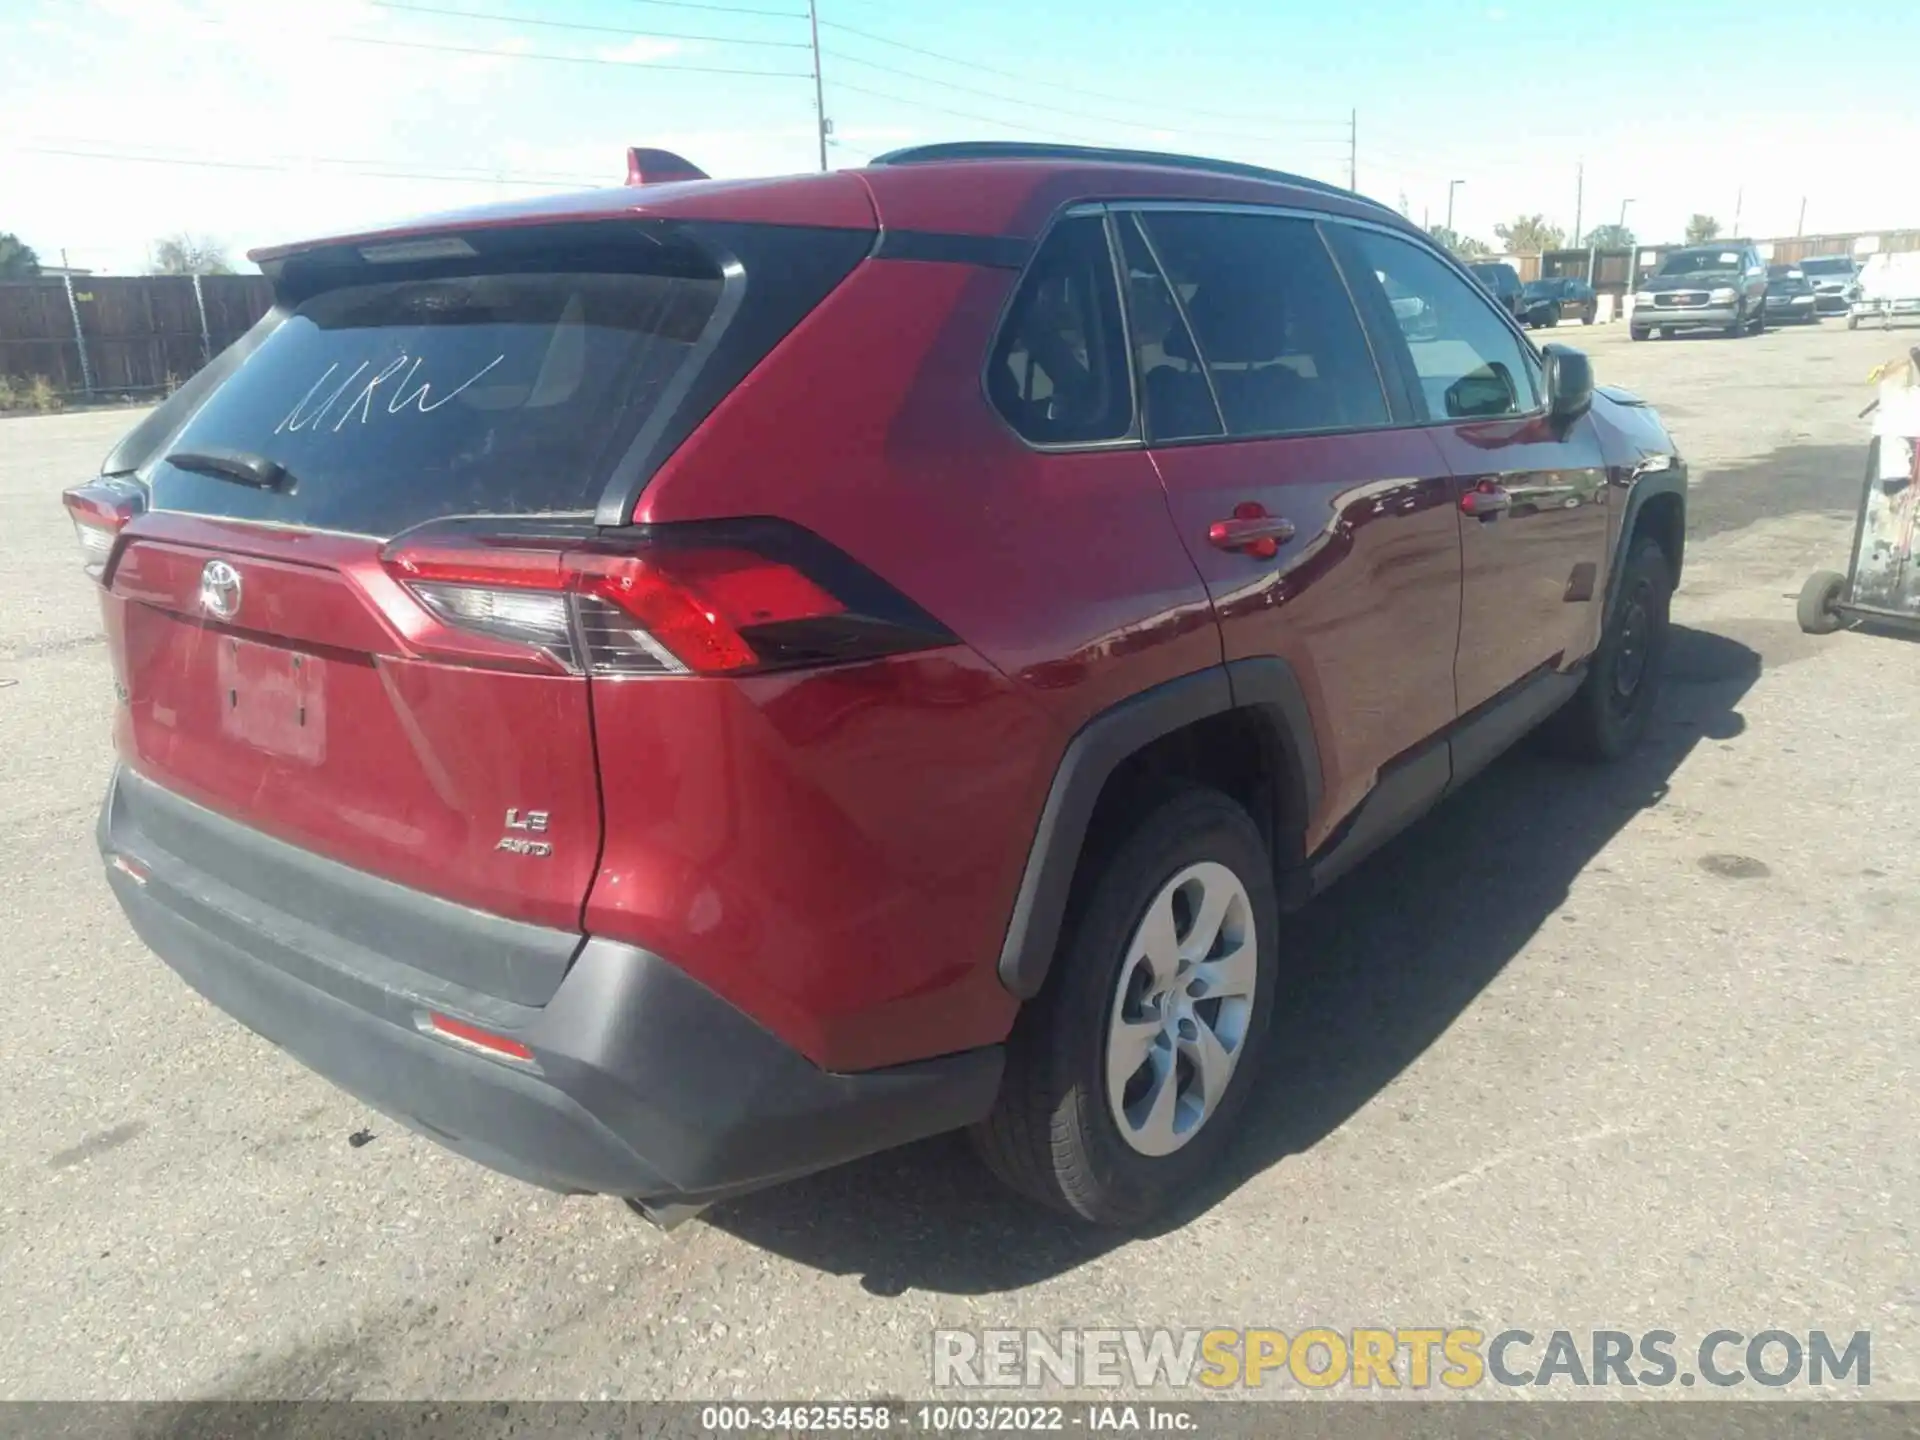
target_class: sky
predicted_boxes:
[3,0,1918,275]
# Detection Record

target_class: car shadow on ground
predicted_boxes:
[704,624,1763,1295]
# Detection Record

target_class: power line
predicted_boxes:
[368,1,811,48]
[820,48,1340,146]
[323,30,812,75]
[16,143,605,190]
[825,79,1111,146]
[817,16,1344,133]
[614,0,807,15]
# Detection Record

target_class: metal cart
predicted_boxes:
[1798,348,1920,637]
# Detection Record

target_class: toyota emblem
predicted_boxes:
[199,559,243,621]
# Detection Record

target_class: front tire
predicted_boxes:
[1541,536,1672,762]
[972,787,1279,1226]
[1630,326,1650,342]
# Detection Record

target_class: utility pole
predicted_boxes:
[1572,160,1583,248]
[807,0,828,173]
[1796,196,1807,237]
[1620,197,1632,231]
[1732,185,1743,239]
[1348,109,1357,191]
[1446,178,1464,236]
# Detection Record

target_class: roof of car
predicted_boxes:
[249,142,1417,266]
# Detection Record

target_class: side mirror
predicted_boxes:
[1541,343,1593,427]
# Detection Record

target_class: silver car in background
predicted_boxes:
[1797,254,1859,316]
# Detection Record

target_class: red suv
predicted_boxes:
[68,142,1687,1227]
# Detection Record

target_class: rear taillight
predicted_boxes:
[380,518,954,677]
[61,478,146,580]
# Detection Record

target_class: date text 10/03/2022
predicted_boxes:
[699,1405,1193,1432]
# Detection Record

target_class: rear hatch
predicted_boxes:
[81,217,871,985]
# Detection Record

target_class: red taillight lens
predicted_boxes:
[378,519,951,677]
[61,478,146,580]
[421,1011,535,1063]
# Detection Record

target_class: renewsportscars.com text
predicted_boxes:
[933,1327,1872,1391]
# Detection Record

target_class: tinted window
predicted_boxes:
[1117,218,1222,441]
[152,264,722,536]
[1335,226,1541,422]
[1128,210,1388,439]
[987,215,1132,446]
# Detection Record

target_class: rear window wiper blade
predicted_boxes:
[164,448,293,492]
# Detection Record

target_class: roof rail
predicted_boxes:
[869,141,1396,216]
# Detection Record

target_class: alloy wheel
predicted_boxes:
[1104,861,1258,1157]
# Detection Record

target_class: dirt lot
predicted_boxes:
[1,317,1916,1402]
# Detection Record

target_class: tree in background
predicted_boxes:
[1494,215,1565,254]
[0,232,41,278]
[149,234,234,276]
[1684,214,1722,244]
[1428,225,1493,259]
[1582,222,1636,250]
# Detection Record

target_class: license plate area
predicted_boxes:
[216,635,326,764]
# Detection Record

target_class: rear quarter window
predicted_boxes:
[986,215,1133,446]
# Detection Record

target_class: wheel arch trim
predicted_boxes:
[1610,465,1688,617]
[995,660,1321,1000]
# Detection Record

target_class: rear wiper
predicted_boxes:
[164,448,292,492]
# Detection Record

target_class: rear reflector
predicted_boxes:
[61,478,147,580]
[380,518,953,678]
[422,1011,535,1063]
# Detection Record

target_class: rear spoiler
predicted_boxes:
[626,148,708,186]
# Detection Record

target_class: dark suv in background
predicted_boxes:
[1467,259,1525,317]
[68,141,1687,1229]
[1520,276,1597,328]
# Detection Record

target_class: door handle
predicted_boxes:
[1208,503,1295,559]
[1459,483,1512,519]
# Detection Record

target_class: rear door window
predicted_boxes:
[1126,210,1389,440]
[149,259,723,536]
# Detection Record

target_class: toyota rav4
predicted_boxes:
[68,142,1687,1228]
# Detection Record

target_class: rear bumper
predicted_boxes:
[99,768,1002,1204]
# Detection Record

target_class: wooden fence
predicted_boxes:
[0,274,273,397]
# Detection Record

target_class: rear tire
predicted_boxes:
[972,787,1279,1226]
[1847,314,1860,331]
[1797,569,1848,635]
[1540,536,1672,762]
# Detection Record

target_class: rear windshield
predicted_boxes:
[1798,257,1853,275]
[149,267,721,536]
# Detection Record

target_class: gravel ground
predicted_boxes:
[1,317,1915,1402]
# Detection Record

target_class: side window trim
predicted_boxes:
[1124,211,1229,441]
[978,203,1143,454]
[1111,201,1408,446]
[1323,218,1550,427]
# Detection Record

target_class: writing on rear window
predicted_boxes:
[150,266,724,536]
[275,354,509,435]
